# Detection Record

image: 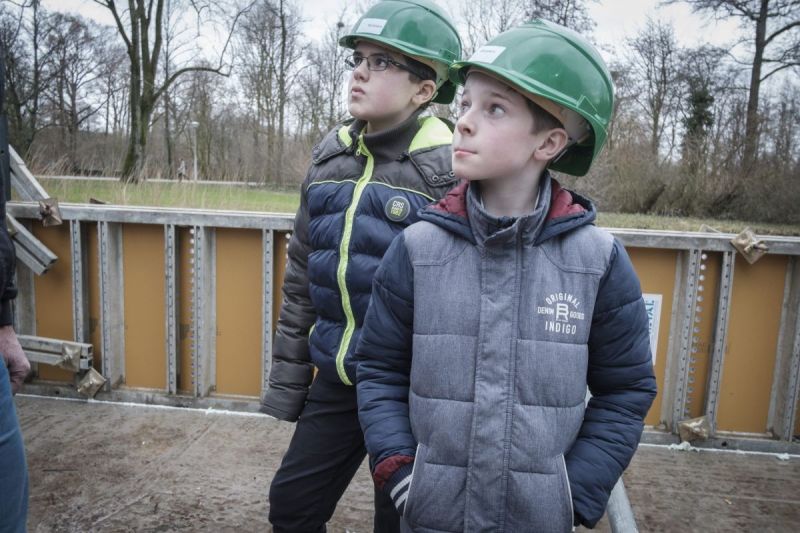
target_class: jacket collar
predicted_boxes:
[351,111,423,164]
[419,172,596,246]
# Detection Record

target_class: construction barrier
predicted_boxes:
[7,201,800,453]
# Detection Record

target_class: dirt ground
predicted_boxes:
[15,395,800,532]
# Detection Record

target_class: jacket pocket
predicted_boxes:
[559,454,575,528]
[403,443,425,520]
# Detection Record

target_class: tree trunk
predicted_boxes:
[742,0,768,171]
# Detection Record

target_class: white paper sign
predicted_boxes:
[469,45,506,64]
[642,293,662,365]
[357,18,387,35]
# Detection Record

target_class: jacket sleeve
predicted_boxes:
[566,239,657,528]
[0,66,16,327]
[259,176,316,421]
[355,232,417,511]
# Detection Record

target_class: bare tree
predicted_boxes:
[626,18,682,157]
[666,0,800,170]
[521,0,598,33]
[0,0,51,155]
[94,0,251,181]
[45,13,106,171]
[454,0,524,56]
[237,0,303,185]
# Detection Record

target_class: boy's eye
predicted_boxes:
[488,104,505,116]
[373,56,391,69]
[458,100,470,115]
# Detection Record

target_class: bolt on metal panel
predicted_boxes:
[99,221,125,390]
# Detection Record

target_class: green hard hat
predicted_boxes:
[340,0,462,104]
[449,20,614,176]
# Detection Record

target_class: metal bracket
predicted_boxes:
[6,214,57,275]
[19,334,93,372]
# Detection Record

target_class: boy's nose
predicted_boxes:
[353,60,370,81]
[456,113,474,136]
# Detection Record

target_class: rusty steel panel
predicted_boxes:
[122,225,166,389]
[215,228,262,397]
[178,227,194,394]
[717,255,788,433]
[627,247,677,426]
[31,223,73,382]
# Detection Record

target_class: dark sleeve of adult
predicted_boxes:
[0,50,17,327]
[259,176,316,421]
[566,239,657,528]
[355,232,416,514]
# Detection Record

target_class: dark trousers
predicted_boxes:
[0,362,28,533]
[269,377,399,533]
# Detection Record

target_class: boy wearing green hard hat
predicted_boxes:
[260,1,461,531]
[356,20,657,531]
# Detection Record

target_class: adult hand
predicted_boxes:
[0,325,30,394]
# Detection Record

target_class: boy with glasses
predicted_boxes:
[259,1,461,531]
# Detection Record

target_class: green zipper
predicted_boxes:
[334,135,375,385]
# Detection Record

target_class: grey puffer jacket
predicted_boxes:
[356,176,657,531]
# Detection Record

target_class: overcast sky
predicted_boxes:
[44,0,744,58]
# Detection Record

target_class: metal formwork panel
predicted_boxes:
[262,229,274,396]
[191,226,216,397]
[31,223,73,382]
[683,252,722,420]
[627,247,678,427]
[214,228,262,397]
[716,255,788,433]
[664,249,702,430]
[70,220,89,343]
[272,232,290,331]
[165,225,178,394]
[13,219,36,336]
[86,223,102,370]
[98,221,125,389]
[177,227,194,394]
[121,225,167,390]
[705,251,736,435]
[768,256,800,441]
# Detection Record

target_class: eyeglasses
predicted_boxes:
[345,52,429,80]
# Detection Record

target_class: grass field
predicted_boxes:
[28,177,800,237]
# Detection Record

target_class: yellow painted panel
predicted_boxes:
[627,247,677,427]
[122,225,166,390]
[177,227,193,393]
[716,255,787,433]
[32,224,74,382]
[215,229,262,397]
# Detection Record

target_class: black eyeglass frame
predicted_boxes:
[344,52,432,81]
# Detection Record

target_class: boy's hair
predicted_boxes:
[526,98,563,134]
[402,54,437,110]
[403,55,437,84]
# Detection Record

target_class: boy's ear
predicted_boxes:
[534,128,570,162]
[412,79,437,107]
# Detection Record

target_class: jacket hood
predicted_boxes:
[419,172,596,245]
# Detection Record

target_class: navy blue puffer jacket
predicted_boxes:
[260,113,456,421]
